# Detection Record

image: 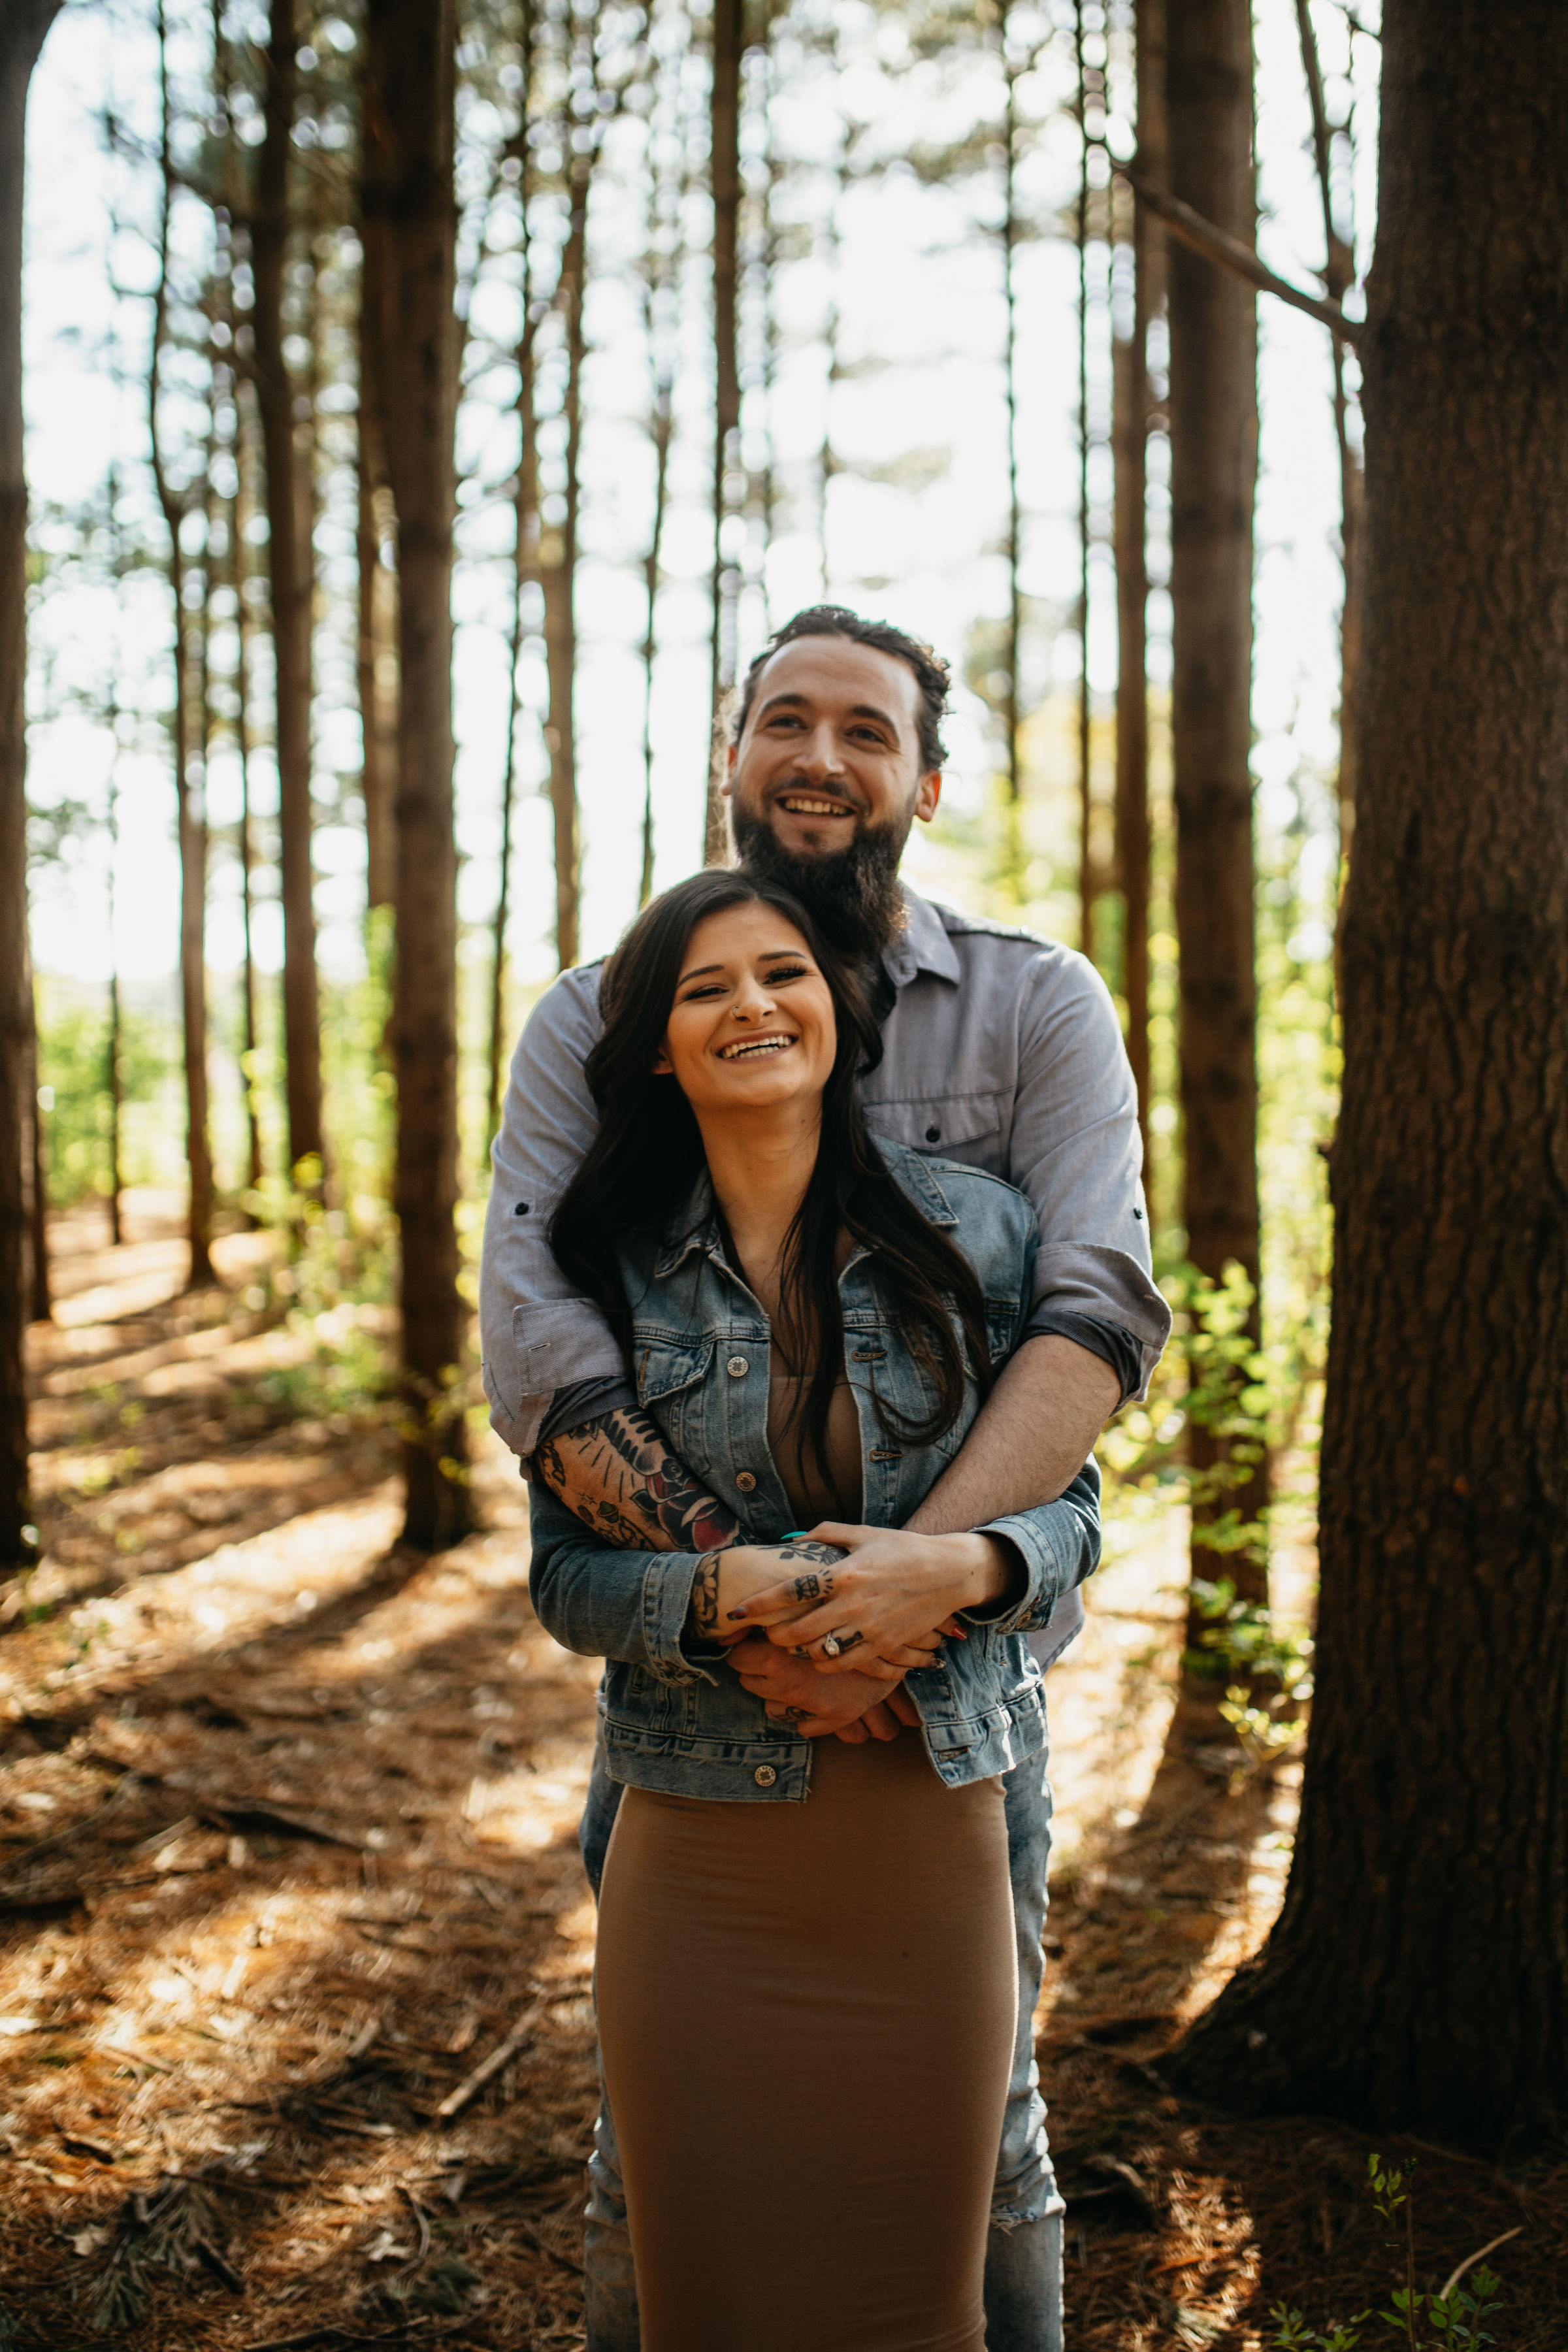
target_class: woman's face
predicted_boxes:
[655,902,838,1120]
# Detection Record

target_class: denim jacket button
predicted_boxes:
[753,1764,777,1787]
[727,1356,749,1378]
[735,1470,757,1492]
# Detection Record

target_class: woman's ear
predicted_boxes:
[651,1040,673,1075]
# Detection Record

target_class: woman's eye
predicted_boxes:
[764,964,810,983]
[683,983,727,1001]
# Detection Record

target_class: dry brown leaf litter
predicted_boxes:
[0,1194,1561,2348]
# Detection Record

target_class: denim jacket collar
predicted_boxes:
[649,1137,960,1283]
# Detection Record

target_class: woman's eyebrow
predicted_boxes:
[676,961,726,985]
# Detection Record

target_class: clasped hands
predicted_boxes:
[696,1524,1015,1742]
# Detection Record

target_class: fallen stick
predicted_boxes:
[432,1999,545,2120]
[1438,2225,1522,2302]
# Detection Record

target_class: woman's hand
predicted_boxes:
[725,1522,1020,1673]
[687,1537,855,1648]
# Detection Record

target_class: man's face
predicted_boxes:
[723,636,943,859]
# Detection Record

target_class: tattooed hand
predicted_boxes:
[535,1407,742,1555]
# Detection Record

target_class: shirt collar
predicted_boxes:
[881,883,961,992]
[653,1168,723,1279]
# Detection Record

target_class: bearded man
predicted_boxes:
[480,606,1170,2352]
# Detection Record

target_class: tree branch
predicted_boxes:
[1119,163,1362,346]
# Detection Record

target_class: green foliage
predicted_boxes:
[237,1175,399,1428]
[1268,2158,1504,2352]
[35,980,178,1207]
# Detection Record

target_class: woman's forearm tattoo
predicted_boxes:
[535,1407,742,1554]
[691,1554,723,1639]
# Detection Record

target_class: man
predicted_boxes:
[481,606,1169,2351]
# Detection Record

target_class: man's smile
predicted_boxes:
[773,791,858,821]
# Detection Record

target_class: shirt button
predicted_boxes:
[735,1470,757,1492]
[924,1124,941,1142]
[753,1764,777,1787]
[727,1356,749,1378]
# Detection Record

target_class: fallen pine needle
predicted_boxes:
[433,1997,545,2119]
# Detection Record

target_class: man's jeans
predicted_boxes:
[578,1725,1064,2352]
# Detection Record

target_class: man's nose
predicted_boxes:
[794,723,845,780]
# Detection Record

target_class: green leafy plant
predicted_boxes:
[1267,2155,1505,2352]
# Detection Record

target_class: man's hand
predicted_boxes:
[727,1637,910,1741]
[535,1408,742,1554]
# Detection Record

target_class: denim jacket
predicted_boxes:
[527,1140,1102,1801]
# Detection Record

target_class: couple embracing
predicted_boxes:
[480,606,1169,2352]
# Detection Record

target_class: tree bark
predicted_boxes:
[0,0,61,1560]
[1170,0,1568,2149]
[253,0,323,1185]
[362,0,472,1552]
[1166,0,1265,1608]
[542,135,589,975]
[150,5,214,1291]
[227,368,263,1206]
[703,0,742,866]
[27,991,47,1322]
[1113,0,1164,1194]
[1074,0,1093,960]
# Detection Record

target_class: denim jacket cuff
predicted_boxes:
[963,1512,1069,1637]
[640,1550,720,1686]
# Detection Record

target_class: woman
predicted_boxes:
[529,870,1100,2352]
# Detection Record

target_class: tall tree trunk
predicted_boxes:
[0,0,61,1561]
[1001,15,1024,901]
[1166,0,1264,1610]
[1171,0,1568,2147]
[105,763,123,1245]
[1074,0,1094,962]
[817,112,844,601]
[1293,0,1361,851]
[703,0,742,865]
[151,5,214,1290]
[357,425,398,909]
[486,17,538,1164]
[542,135,589,975]
[253,0,323,1186]
[1113,0,1164,1192]
[362,0,472,1551]
[228,370,264,1205]
[27,993,47,1323]
[638,57,677,911]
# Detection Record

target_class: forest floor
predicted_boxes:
[1,1195,1563,2350]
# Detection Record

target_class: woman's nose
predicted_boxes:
[730,978,775,1022]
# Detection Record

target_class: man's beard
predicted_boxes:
[731,803,910,960]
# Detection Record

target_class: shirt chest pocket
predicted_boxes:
[632,1331,715,1458]
[863,1092,1003,1171]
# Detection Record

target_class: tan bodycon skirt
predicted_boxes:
[594,1733,1015,2352]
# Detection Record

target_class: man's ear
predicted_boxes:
[720,738,738,801]
[914,770,943,823]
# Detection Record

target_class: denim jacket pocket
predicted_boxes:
[633,1330,716,1458]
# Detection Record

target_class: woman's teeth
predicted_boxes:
[719,1035,796,1060]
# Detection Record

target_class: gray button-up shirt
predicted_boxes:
[480,885,1171,1463]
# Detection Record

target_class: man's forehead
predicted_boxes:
[751,636,921,719]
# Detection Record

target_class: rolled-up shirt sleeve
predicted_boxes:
[479,966,630,1463]
[1009,951,1171,1399]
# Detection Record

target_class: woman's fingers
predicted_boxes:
[725,1567,844,1627]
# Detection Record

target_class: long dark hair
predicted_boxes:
[549,870,994,1474]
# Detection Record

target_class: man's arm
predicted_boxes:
[535,1407,742,1555]
[903,1332,1119,1534]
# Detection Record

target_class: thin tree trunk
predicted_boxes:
[485,13,538,1164]
[357,425,398,909]
[1293,0,1361,849]
[703,0,742,865]
[105,762,123,1244]
[228,371,263,1205]
[151,4,214,1290]
[1113,0,1164,1192]
[0,0,61,1559]
[1166,0,1264,1610]
[1001,16,1024,900]
[362,0,472,1551]
[1075,0,1094,962]
[27,994,47,1323]
[253,0,324,1186]
[1171,0,1568,2145]
[638,73,677,911]
[817,114,843,601]
[542,122,592,974]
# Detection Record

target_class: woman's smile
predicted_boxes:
[717,1030,799,1062]
[654,900,837,1114]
